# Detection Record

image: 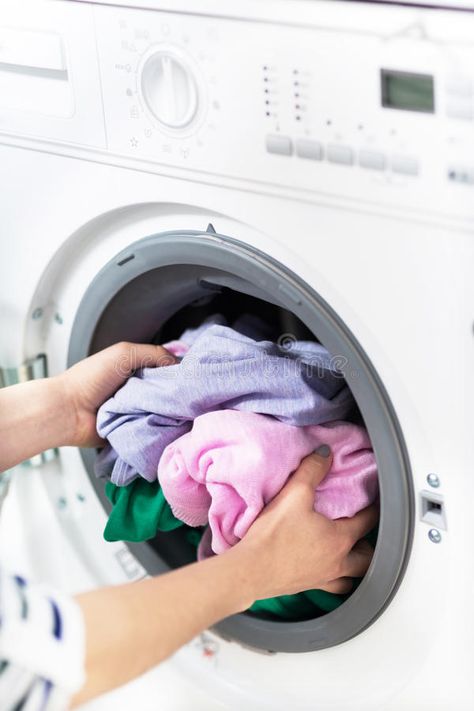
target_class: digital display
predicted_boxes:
[381,69,435,113]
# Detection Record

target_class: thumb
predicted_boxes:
[127,344,176,370]
[113,343,176,377]
[290,445,333,492]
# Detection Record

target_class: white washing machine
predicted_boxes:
[0,0,473,708]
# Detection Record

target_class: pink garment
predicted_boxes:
[157,410,378,556]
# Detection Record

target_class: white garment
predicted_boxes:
[0,564,85,711]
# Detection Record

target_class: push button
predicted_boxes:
[445,76,473,99]
[447,166,474,185]
[327,144,353,166]
[446,98,474,121]
[391,155,419,176]
[295,139,323,161]
[266,134,293,156]
[358,150,386,171]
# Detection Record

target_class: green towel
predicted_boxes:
[104,480,349,620]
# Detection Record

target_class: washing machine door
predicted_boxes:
[67,226,413,655]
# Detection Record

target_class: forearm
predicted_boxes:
[72,546,258,707]
[0,377,73,471]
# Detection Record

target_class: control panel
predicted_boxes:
[92,4,474,218]
[1,2,474,219]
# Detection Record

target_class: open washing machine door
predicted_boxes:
[67,226,413,655]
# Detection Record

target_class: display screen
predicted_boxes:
[381,69,435,113]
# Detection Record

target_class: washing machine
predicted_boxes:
[0,0,473,709]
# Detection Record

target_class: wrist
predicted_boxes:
[214,543,265,613]
[51,373,79,447]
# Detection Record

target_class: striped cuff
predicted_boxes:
[0,566,86,695]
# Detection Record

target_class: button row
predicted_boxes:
[446,98,474,121]
[445,76,473,98]
[445,75,474,122]
[448,166,474,185]
[266,135,419,176]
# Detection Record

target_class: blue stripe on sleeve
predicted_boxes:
[13,576,28,620]
[48,599,62,640]
[38,679,53,711]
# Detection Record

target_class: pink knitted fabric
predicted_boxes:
[157,410,378,556]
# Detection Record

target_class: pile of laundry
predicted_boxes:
[95,315,379,620]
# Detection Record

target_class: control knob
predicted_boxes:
[141,49,198,129]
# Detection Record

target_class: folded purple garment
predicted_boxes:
[96,320,354,486]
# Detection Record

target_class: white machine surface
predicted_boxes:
[0,0,473,709]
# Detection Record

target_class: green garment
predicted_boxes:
[104,480,183,542]
[104,480,347,620]
[250,588,345,619]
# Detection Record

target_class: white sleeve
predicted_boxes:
[0,564,86,711]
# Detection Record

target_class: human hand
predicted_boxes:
[234,447,378,601]
[57,342,175,448]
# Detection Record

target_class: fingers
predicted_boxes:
[323,541,374,590]
[260,447,333,517]
[113,342,176,376]
[289,446,333,493]
[336,502,379,543]
[340,539,374,578]
[319,577,354,595]
[87,434,106,449]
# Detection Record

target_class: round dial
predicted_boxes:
[140,50,198,129]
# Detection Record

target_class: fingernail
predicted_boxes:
[314,444,331,458]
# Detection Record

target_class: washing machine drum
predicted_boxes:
[68,228,413,654]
